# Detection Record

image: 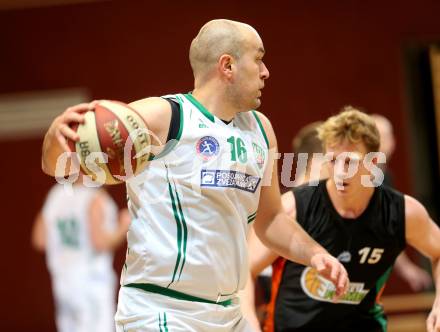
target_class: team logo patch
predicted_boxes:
[200,169,261,193]
[337,251,352,263]
[301,267,369,305]
[252,142,266,169]
[196,136,219,160]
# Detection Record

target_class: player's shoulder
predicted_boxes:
[129,95,174,143]
[293,181,321,196]
[251,110,276,148]
[404,194,429,221]
[293,182,325,211]
[129,96,172,115]
[377,184,406,210]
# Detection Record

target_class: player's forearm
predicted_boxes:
[431,258,440,310]
[96,226,128,252]
[255,212,326,267]
[41,128,64,176]
[239,273,261,331]
[432,258,440,303]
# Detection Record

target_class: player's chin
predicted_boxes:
[252,97,262,110]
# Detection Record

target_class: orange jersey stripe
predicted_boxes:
[264,257,286,332]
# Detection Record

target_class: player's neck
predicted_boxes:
[192,86,240,122]
[326,179,375,219]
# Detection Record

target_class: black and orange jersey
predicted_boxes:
[265,180,406,332]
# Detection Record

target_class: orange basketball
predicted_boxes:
[69,100,150,185]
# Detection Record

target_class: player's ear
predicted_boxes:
[218,54,234,79]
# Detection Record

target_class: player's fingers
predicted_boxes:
[89,100,101,109]
[59,124,80,142]
[434,316,440,332]
[338,266,348,290]
[336,269,349,297]
[63,111,85,124]
[426,313,436,332]
[55,130,71,152]
[65,103,93,114]
[329,260,339,282]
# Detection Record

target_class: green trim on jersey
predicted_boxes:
[125,283,234,307]
[252,111,269,148]
[166,166,188,287]
[174,184,188,280]
[158,312,169,332]
[369,267,392,332]
[369,304,387,332]
[167,181,184,286]
[247,211,257,224]
[184,93,215,123]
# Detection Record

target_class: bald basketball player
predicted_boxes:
[41,20,348,331]
[242,108,440,332]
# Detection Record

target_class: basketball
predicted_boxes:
[69,100,151,185]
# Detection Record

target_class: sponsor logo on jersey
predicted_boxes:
[200,169,261,193]
[196,136,220,160]
[252,142,266,169]
[198,119,208,128]
[337,251,352,263]
[301,267,369,305]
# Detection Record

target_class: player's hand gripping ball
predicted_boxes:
[68,100,151,185]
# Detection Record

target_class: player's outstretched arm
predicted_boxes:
[404,195,440,332]
[41,97,171,178]
[252,111,348,298]
[240,226,278,331]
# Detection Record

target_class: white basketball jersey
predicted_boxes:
[122,93,269,302]
[42,184,117,285]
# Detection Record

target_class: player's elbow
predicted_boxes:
[91,237,111,252]
[253,221,269,247]
[253,213,277,244]
[31,234,46,252]
[41,159,55,176]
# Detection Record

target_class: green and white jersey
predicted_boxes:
[123,93,270,302]
[42,184,117,285]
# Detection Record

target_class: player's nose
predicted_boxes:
[261,62,270,80]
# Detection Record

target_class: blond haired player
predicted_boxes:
[32,182,130,332]
[242,108,440,332]
[41,19,349,331]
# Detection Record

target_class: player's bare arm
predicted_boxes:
[89,190,131,251]
[31,212,46,252]
[41,97,172,177]
[240,190,298,328]
[404,195,440,332]
[252,111,349,297]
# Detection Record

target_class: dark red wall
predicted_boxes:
[1,1,440,330]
